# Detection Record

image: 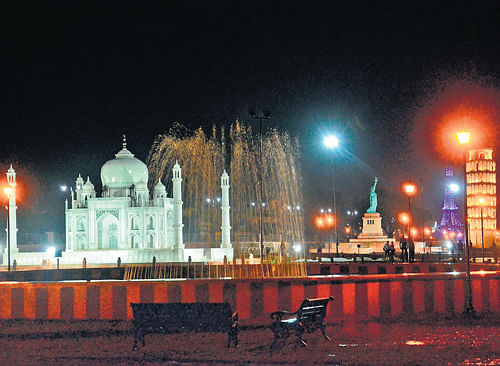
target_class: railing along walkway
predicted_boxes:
[123,258,307,280]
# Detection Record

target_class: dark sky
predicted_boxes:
[1,0,500,235]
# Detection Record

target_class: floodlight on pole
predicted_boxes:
[323,134,340,254]
[249,109,271,261]
[402,182,417,239]
[456,130,474,316]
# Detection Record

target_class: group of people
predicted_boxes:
[448,239,465,261]
[383,236,416,262]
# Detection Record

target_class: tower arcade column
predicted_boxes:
[172,162,185,260]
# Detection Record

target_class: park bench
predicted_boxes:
[130,302,239,350]
[270,296,334,349]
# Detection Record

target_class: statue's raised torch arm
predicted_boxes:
[366,177,378,213]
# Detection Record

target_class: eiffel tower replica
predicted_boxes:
[437,167,464,239]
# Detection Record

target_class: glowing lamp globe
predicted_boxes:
[403,183,417,196]
[323,135,339,149]
[449,183,459,193]
[3,187,12,197]
[456,131,471,145]
[399,213,410,224]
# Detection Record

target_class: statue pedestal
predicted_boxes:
[359,213,384,237]
[349,213,395,250]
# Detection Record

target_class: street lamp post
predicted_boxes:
[403,183,417,240]
[249,109,271,261]
[4,187,12,271]
[456,131,474,315]
[324,135,339,254]
[478,197,485,262]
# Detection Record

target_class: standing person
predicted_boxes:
[383,241,390,260]
[400,236,408,262]
[451,240,457,262]
[457,240,464,260]
[408,237,415,263]
[389,242,395,263]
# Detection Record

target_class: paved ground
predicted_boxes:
[0,316,499,365]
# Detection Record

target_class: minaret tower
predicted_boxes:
[172,161,184,260]
[438,167,464,239]
[6,165,18,254]
[220,170,231,248]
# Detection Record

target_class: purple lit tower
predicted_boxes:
[437,167,464,240]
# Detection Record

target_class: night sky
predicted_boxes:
[1,0,500,235]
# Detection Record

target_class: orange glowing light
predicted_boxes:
[399,213,410,224]
[424,227,431,236]
[456,131,471,145]
[345,227,351,234]
[410,227,418,237]
[403,182,417,196]
[416,81,499,164]
[315,217,324,229]
[478,197,485,205]
[315,214,334,230]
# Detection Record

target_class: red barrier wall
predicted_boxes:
[0,272,499,325]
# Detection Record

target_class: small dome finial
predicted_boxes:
[122,134,127,149]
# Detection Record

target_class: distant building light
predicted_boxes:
[206,198,211,203]
[60,185,67,192]
[251,202,256,207]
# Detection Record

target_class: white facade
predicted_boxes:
[3,138,233,266]
[62,137,186,264]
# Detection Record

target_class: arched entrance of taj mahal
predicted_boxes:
[97,214,119,249]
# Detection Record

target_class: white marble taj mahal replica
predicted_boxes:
[4,137,233,266]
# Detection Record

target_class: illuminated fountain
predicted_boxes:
[148,121,304,255]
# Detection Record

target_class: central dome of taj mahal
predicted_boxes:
[100,137,148,188]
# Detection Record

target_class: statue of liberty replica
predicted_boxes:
[349,177,395,251]
[366,177,378,213]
